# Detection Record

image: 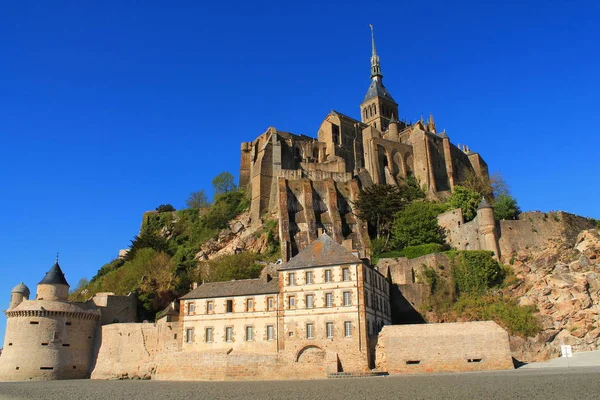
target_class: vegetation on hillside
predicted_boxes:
[70,172,279,321]
[419,251,540,337]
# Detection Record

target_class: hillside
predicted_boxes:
[70,189,280,319]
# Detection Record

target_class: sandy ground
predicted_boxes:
[0,366,599,400]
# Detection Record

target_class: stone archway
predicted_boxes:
[296,345,326,364]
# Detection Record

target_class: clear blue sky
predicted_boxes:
[0,1,598,343]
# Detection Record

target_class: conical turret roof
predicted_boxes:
[39,261,69,286]
[11,282,30,297]
[478,197,493,210]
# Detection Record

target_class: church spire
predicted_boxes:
[369,24,382,80]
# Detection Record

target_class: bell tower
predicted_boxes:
[360,25,398,132]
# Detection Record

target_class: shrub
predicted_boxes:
[446,186,481,222]
[402,243,444,259]
[155,204,176,213]
[493,193,521,221]
[198,252,263,283]
[450,251,503,295]
[453,294,541,337]
[392,201,447,249]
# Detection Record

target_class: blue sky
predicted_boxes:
[0,1,598,343]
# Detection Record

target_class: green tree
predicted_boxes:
[198,252,263,283]
[212,172,237,195]
[156,204,176,213]
[446,185,481,222]
[493,193,521,221]
[125,229,172,261]
[392,201,447,249]
[186,190,209,209]
[354,183,424,242]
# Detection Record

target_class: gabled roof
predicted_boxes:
[180,277,279,300]
[363,78,396,103]
[330,110,366,126]
[279,234,362,270]
[156,301,179,320]
[39,261,69,286]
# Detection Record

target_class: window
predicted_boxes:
[207,301,214,313]
[342,268,350,281]
[366,295,369,308]
[343,291,351,306]
[332,124,340,144]
[205,328,213,343]
[288,296,296,309]
[344,321,352,337]
[306,323,314,339]
[289,273,296,286]
[225,327,233,342]
[267,325,274,341]
[186,328,194,344]
[246,298,254,312]
[226,300,233,313]
[325,293,333,308]
[267,297,274,310]
[365,269,369,283]
[187,303,195,315]
[326,322,334,339]
[305,294,314,309]
[325,269,332,283]
[305,271,313,285]
[245,326,254,341]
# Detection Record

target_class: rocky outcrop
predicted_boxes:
[509,229,600,362]
[195,212,275,261]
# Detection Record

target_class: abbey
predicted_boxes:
[240,26,489,260]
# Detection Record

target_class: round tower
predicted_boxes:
[0,261,100,381]
[387,114,399,141]
[477,197,500,259]
[9,282,30,310]
[36,261,69,301]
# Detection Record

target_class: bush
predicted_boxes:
[203,190,249,230]
[493,193,521,221]
[402,243,444,259]
[453,294,541,337]
[392,201,447,249]
[198,252,263,283]
[156,204,176,213]
[450,251,503,295]
[446,186,481,222]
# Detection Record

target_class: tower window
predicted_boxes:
[332,124,340,144]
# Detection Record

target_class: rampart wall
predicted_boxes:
[375,321,513,373]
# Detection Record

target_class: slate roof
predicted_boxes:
[363,78,396,103]
[11,282,30,297]
[39,261,69,286]
[180,277,279,300]
[156,301,180,320]
[279,234,362,271]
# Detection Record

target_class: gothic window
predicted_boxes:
[373,104,377,115]
[332,124,340,144]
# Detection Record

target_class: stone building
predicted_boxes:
[0,261,138,381]
[240,26,489,260]
[179,234,392,372]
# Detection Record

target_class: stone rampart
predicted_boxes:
[375,321,513,374]
[91,322,334,381]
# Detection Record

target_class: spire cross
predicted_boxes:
[56,251,60,263]
[369,24,382,79]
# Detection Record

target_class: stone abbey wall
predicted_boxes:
[375,321,513,374]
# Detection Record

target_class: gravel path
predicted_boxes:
[1,367,599,400]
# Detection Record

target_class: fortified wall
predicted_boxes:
[376,321,513,374]
[439,208,595,264]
